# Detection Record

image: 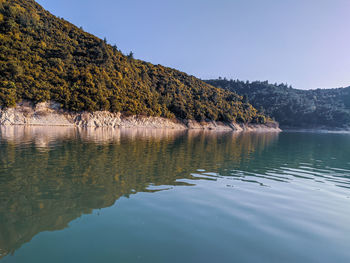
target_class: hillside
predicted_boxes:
[206,79,350,129]
[0,0,267,124]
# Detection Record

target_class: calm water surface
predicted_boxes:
[0,127,349,263]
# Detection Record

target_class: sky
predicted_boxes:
[36,0,350,90]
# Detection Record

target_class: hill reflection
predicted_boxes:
[0,127,278,258]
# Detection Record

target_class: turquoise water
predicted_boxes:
[0,127,349,263]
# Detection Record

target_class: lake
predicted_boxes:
[0,127,349,263]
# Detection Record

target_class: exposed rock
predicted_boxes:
[0,101,281,132]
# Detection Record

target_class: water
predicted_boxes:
[0,127,349,263]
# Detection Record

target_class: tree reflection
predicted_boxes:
[0,127,278,258]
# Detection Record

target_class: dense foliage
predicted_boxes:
[0,0,266,123]
[206,79,350,128]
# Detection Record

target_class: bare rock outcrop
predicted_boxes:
[0,101,281,132]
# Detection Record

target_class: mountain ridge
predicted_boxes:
[206,79,350,129]
[0,0,268,125]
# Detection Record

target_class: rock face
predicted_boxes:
[0,101,281,132]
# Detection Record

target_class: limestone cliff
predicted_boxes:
[0,101,281,132]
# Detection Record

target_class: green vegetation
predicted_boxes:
[0,0,267,124]
[206,79,350,128]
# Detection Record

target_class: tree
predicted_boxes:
[127,51,134,59]
[0,82,17,108]
[242,94,248,103]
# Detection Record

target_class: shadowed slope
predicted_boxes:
[206,79,350,128]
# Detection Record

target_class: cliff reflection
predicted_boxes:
[0,127,278,258]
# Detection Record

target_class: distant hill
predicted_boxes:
[206,79,350,129]
[0,0,267,124]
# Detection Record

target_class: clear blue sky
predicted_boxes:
[36,0,350,90]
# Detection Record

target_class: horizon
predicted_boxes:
[36,0,350,90]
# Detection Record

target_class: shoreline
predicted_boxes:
[0,101,281,132]
[282,128,350,134]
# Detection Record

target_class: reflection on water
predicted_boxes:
[0,127,350,262]
[0,126,279,146]
[0,127,278,259]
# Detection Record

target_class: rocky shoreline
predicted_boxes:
[0,101,281,132]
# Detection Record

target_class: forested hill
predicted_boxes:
[0,0,267,124]
[206,79,350,129]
